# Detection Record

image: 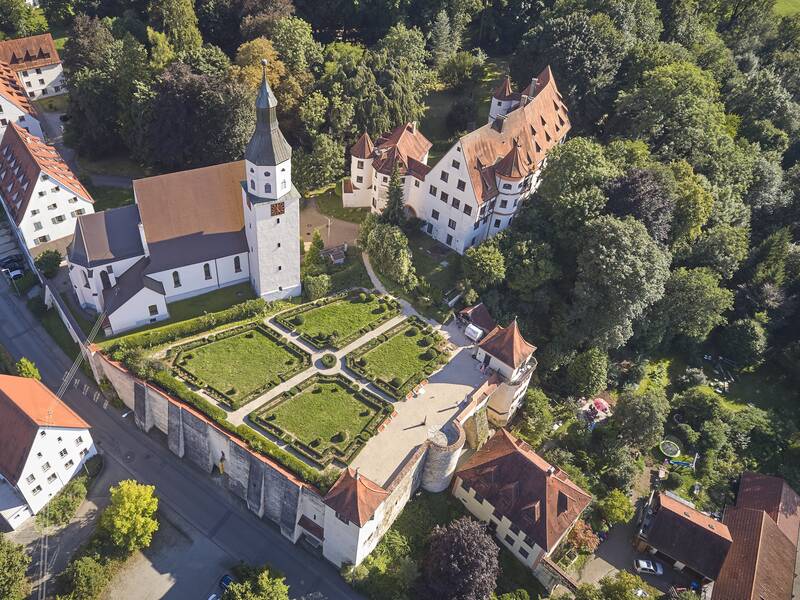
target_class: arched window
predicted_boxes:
[250,179,255,189]
[265,183,271,193]
[234,256,241,273]
[203,263,211,280]
[172,271,181,288]
[249,167,254,173]
[264,171,270,177]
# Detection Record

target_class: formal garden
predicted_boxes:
[251,373,393,467]
[170,323,310,409]
[276,291,401,350]
[346,316,449,400]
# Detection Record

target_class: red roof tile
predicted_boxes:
[456,429,591,552]
[0,34,60,72]
[350,131,374,159]
[493,75,515,101]
[478,319,536,369]
[459,302,497,332]
[736,471,800,546]
[494,140,530,180]
[0,60,35,114]
[372,122,431,177]
[0,375,90,485]
[323,468,388,527]
[0,124,92,225]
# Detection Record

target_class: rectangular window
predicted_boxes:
[51,215,66,224]
[494,219,501,228]
[519,547,529,559]
[47,473,57,483]
[356,175,363,183]
[79,448,88,458]
[357,160,364,169]
[42,462,51,473]
[463,204,472,216]
[440,171,449,183]
[451,198,460,209]
[451,160,460,169]
[414,180,420,187]
[448,219,456,230]
[429,185,437,196]
[445,234,453,246]
[58,448,67,458]
[440,192,448,203]
[33,222,42,231]
[500,200,508,208]
[64,459,74,469]
[25,474,35,484]
[504,534,515,545]
[32,485,42,496]
[75,436,83,446]
[148,304,158,316]
[431,209,439,220]
[457,180,466,191]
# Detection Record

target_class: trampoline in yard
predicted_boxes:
[659,438,681,458]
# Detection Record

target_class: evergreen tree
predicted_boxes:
[381,165,405,226]
[431,10,454,68]
[149,0,203,53]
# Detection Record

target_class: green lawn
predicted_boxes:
[776,0,800,14]
[77,154,151,178]
[310,182,369,224]
[179,328,305,406]
[329,248,372,292]
[359,321,437,387]
[34,93,69,113]
[407,230,462,298]
[260,378,377,452]
[723,363,800,418]
[87,185,134,212]
[40,308,81,361]
[49,22,69,51]
[169,283,255,322]
[292,295,391,345]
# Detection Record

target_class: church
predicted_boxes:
[67,62,301,335]
[342,66,570,254]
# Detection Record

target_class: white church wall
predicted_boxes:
[69,254,144,313]
[148,255,249,304]
[107,286,167,333]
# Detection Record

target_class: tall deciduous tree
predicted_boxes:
[419,517,499,600]
[656,267,733,342]
[614,388,670,452]
[463,242,506,290]
[597,488,634,526]
[564,348,608,397]
[101,480,159,553]
[149,0,203,52]
[0,534,30,600]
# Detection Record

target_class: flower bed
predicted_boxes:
[275,291,401,350]
[171,323,310,409]
[345,316,449,400]
[251,373,392,466]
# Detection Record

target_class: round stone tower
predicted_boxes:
[421,421,466,493]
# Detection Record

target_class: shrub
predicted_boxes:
[35,249,62,278]
[423,349,437,361]
[293,315,304,326]
[390,377,402,388]
[62,555,109,600]
[665,470,685,490]
[406,326,419,336]
[332,431,346,443]
[358,292,367,302]
[418,336,431,347]
[37,475,88,528]
[321,353,337,368]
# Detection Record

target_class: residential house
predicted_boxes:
[0,375,96,530]
[635,490,732,585]
[0,123,93,253]
[67,62,301,334]
[0,61,43,139]
[0,34,65,99]
[343,66,570,254]
[452,429,591,590]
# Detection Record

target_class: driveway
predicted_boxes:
[0,280,362,600]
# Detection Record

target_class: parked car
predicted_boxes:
[2,267,24,281]
[219,574,234,591]
[634,558,664,575]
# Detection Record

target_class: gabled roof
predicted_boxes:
[0,34,60,72]
[493,75,515,101]
[736,471,800,546]
[323,467,388,527]
[350,131,374,159]
[459,302,497,332]
[478,319,536,369]
[456,429,591,552]
[133,160,248,273]
[0,60,35,114]
[645,492,732,580]
[371,122,431,177]
[494,141,530,180]
[68,204,143,268]
[459,66,570,204]
[103,256,165,315]
[0,375,90,485]
[0,124,92,225]
[713,507,796,600]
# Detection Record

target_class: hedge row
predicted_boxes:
[275,291,401,350]
[346,316,448,400]
[106,298,270,350]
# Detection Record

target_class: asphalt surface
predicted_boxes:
[0,279,362,600]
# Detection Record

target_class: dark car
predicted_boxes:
[219,575,234,591]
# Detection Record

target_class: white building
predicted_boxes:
[452,429,590,588]
[0,61,43,139]
[67,61,301,334]
[0,123,94,253]
[0,34,66,99]
[0,375,97,530]
[343,66,570,254]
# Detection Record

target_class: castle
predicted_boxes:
[67,62,301,334]
[342,66,570,254]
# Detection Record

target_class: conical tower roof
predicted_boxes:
[478,318,536,369]
[495,140,529,180]
[493,75,514,101]
[245,59,292,166]
[351,131,374,159]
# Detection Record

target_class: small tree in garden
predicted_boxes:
[35,249,62,278]
[100,480,159,553]
[15,358,41,380]
[418,517,499,600]
[597,489,634,526]
[304,229,326,275]
[303,273,331,300]
[567,519,600,554]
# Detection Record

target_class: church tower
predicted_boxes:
[242,60,301,300]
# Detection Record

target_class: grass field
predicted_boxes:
[261,378,377,452]
[77,154,151,179]
[360,323,435,387]
[34,94,69,113]
[310,182,369,224]
[776,0,800,15]
[329,248,372,292]
[407,230,462,299]
[87,185,134,212]
[180,329,303,405]
[293,295,389,344]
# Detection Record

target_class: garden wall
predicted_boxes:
[86,348,307,539]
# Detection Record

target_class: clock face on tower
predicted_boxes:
[271,202,285,217]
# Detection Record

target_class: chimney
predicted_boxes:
[354,467,361,480]
[531,77,538,92]
[411,121,417,134]
[493,114,507,133]
[546,466,556,477]
[520,94,531,107]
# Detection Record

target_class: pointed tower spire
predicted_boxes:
[245,58,291,167]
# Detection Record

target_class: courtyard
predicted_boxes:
[173,325,309,408]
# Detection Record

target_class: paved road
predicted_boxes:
[0,281,361,600]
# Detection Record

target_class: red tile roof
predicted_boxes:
[0,375,90,485]
[459,302,497,332]
[0,34,60,72]
[478,319,536,369]
[0,60,35,113]
[456,429,591,552]
[350,131,374,159]
[494,140,530,180]
[372,122,432,177]
[644,492,732,580]
[323,468,388,527]
[0,124,92,225]
[493,75,515,101]
[460,66,570,204]
[736,471,800,546]
[713,507,796,600]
